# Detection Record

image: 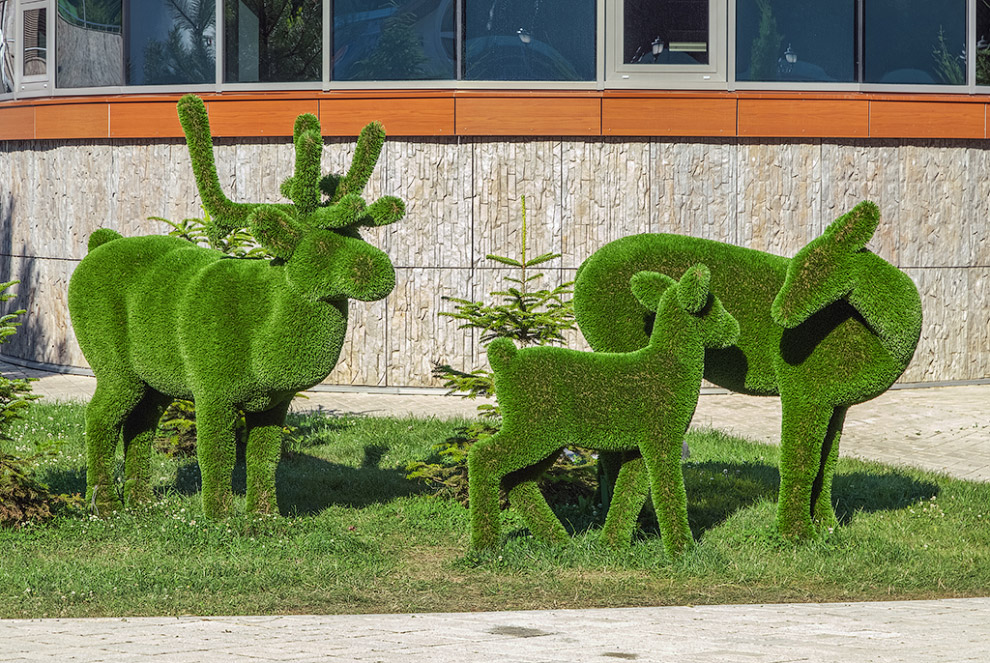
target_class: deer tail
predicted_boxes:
[87,228,123,253]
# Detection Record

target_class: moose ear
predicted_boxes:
[823,200,880,254]
[248,205,304,260]
[630,271,676,311]
[676,264,712,314]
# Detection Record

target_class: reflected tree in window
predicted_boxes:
[134,0,215,85]
[977,0,990,85]
[224,0,321,83]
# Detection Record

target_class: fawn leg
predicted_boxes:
[776,395,833,541]
[84,377,145,516]
[195,399,239,518]
[503,449,568,545]
[244,400,291,516]
[641,436,694,558]
[122,390,171,507]
[810,406,847,531]
[599,451,651,549]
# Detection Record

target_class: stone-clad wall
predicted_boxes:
[0,136,987,387]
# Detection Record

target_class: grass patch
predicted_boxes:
[1,401,988,618]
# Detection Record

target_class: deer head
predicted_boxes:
[176,94,404,302]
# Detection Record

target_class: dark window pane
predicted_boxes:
[976,0,990,85]
[2,1,16,91]
[625,0,708,66]
[736,0,853,82]
[56,0,124,88]
[23,8,47,76]
[865,0,965,85]
[464,0,595,81]
[333,0,453,81]
[128,0,215,85]
[226,0,321,83]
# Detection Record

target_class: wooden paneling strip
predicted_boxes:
[319,97,455,136]
[603,97,736,136]
[110,102,186,138]
[205,99,319,137]
[870,101,986,139]
[738,98,870,138]
[455,96,601,136]
[34,103,108,139]
[0,106,35,140]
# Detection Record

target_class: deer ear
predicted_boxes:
[824,200,880,254]
[630,271,676,311]
[676,264,712,314]
[248,205,304,260]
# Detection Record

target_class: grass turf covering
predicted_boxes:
[66,95,404,519]
[1,403,988,618]
[469,267,740,558]
[573,201,923,542]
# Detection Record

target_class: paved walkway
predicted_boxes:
[2,358,989,662]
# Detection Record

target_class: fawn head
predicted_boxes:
[771,200,879,329]
[177,94,404,302]
[631,265,739,349]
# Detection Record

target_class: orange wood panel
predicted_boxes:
[34,103,108,139]
[0,106,35,140]
[110,102,186,138]
[205,99,320,137]
[738,98,869,138]
[603,97,736,136]
[455,96,601,136]
[869,101,986,138]
[319,97,455,136]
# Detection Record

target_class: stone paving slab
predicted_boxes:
[2,599,989,662]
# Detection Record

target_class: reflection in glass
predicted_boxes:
[977,0,990,85]
[128,0,215,85]
[23,8,47,76]
[624,0,708,66]
[333,0,453,81]
[865,0,965,85]
[1,0,14,92]
[225,0,321,83]
[56,0,124,88]
[464,0,595,81]
[736,0,853,82]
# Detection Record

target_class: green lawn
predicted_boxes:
[1,401,988,618]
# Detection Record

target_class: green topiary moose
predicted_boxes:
[468,265,740,558]
[573,201,923,541]
[67,94,404,518]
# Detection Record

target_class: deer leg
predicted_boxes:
[194,399,239,518]
[243,400,292,516]
[84,377,145,516]
[599,450,650,549]
[810,406,848,531]
[641,435,694,558]
[503,449,568,545]
[776,396,833,541]
[122,390,171,507]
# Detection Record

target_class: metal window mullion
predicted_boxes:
[323,0,330,88]
[456,0,462,81]
[215,0,223,89]
[968,0,976,90]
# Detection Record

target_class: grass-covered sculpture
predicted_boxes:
[67,94,404,518]
[573,201,923,541]
[468,266,740,557]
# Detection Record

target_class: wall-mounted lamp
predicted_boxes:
[651,36,664,62]
[517,28,531,45]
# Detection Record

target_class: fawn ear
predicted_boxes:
[823,200,880,254]
[676,264,712,314]
[248,205,305,260]
[630,271,676,311]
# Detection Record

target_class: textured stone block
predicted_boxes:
[653,138,737,244]
[901,268,969,383]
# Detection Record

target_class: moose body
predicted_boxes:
[573,202,922,540]
[469,267,739,557]
[68,95,404,517]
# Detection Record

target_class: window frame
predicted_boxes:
[16,0,51,96]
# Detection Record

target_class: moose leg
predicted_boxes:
[641,436,694,558]
[195,400,239,518]
[84,377,145,516]
[122,390,171,507]
[243,400,292,516]
[503,449,568,545]
[776,396,833,541]
[599,451,650,549]
[810,406,848,531]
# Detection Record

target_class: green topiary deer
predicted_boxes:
[468,265,740,558]
[573,201,923,541]
[67,94,404,518]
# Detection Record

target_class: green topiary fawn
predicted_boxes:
[67,94,404,518]
[468,265,740,558]
[573,201,923,541]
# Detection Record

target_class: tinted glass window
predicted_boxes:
[56,0,124,88]
[625,0,709,66]
[865,0,966,85]
[1,0,15,91]
[23,7,46,76]
[226,0,321,83]
[976,0,990,85]
[128,0,215,86]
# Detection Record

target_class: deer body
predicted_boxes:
[469,267,739,557]
[573,202,922,540]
